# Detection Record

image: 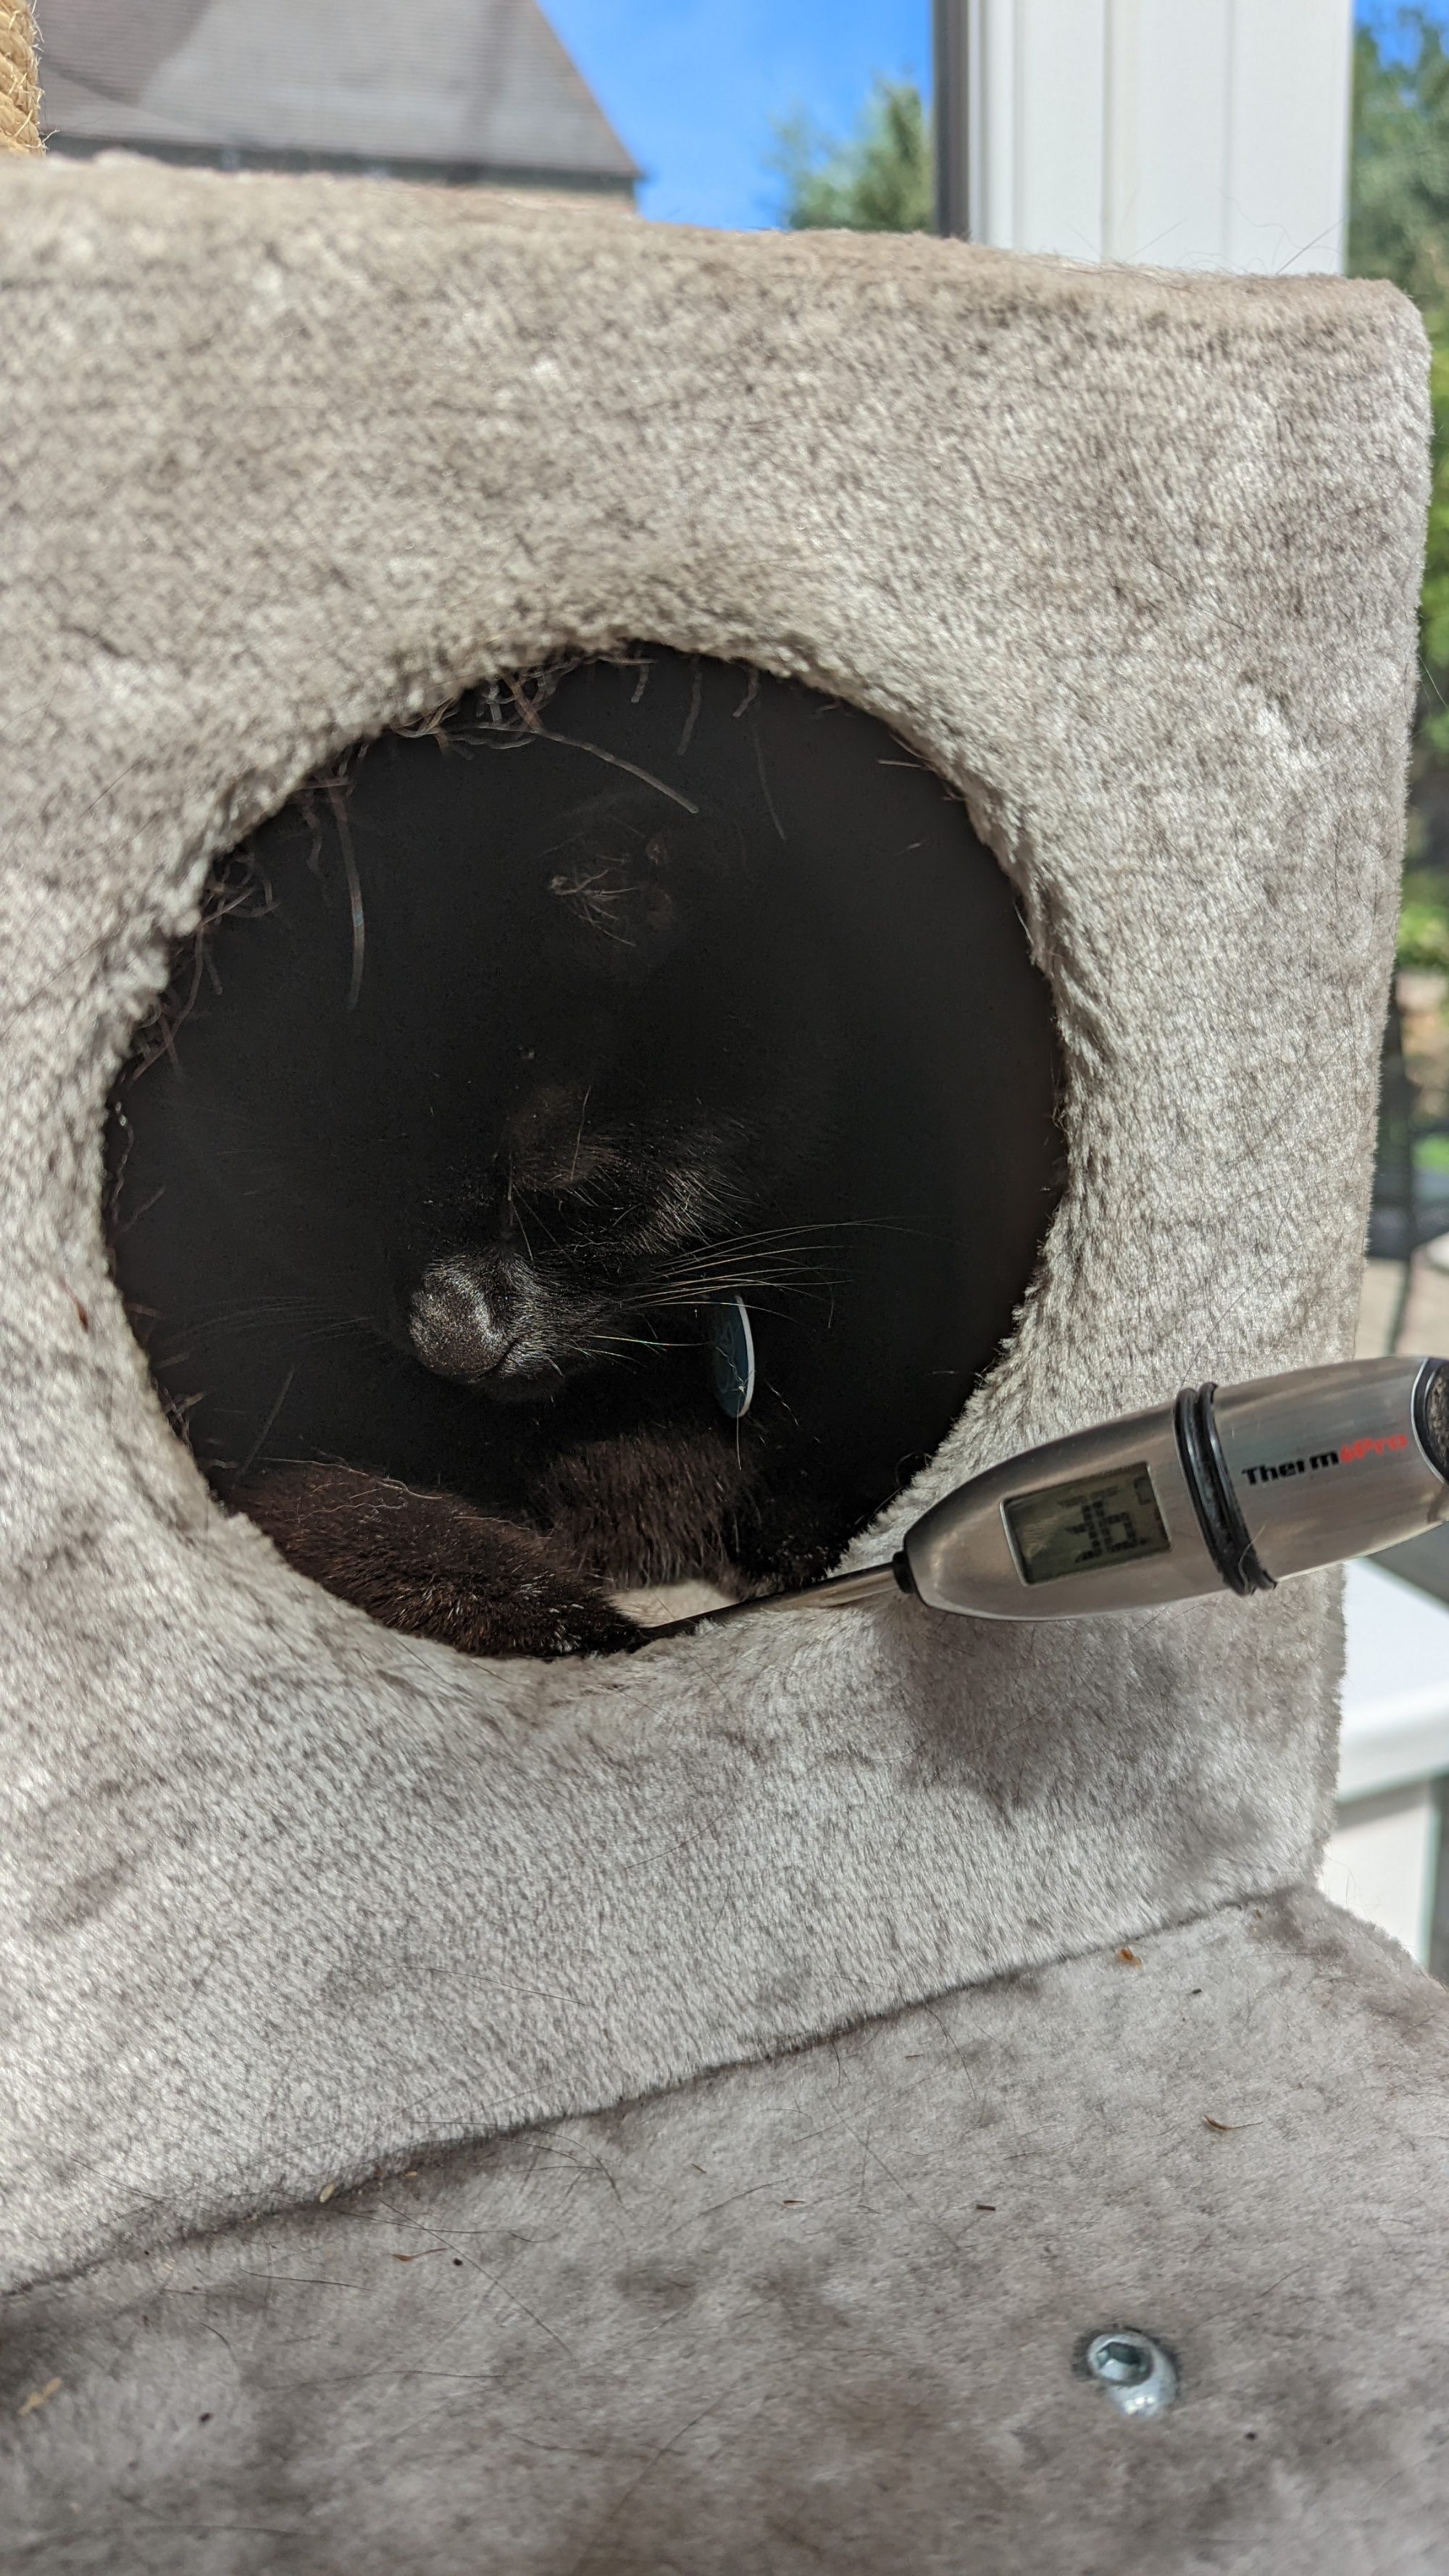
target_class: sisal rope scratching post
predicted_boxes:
[0,1,40,156]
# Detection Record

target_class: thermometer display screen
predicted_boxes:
[1003,1463,1171,1586]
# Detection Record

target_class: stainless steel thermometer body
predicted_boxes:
[645,1357,1449,1639]
[902,1355,1449,1620]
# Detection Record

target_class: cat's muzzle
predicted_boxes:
[408,1253,570,1401]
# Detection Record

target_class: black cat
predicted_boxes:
[107,653,1061,1655]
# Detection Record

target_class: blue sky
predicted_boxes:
[544,1,1445,233]
[1358,0,1449,53]
[543,1,932,230]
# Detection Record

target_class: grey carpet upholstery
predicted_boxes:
[0,151,1437,2568]
[5,1891,1447,2574]
[0,156,1426,2290]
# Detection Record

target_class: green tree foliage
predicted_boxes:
[1350,17,1449,725]
[1350,17,1449,304]
[1349,15,1449,774]
[769,78,932,233]
[1348,14,1449,980]
[1397,895,1449,965]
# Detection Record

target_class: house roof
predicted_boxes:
[36,0,640,188]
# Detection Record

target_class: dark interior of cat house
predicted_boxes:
[106,648,1064,1657]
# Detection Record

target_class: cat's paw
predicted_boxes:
[231,1463,645,1659]
[497,1578,646,1660]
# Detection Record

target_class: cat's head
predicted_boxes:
[399,793,833,1401]
[405,1084,767,1399]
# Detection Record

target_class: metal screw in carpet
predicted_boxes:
[1082,2328,1178,2420]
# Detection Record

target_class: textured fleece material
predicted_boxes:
[4,1891,1448,2575]
[0,155,1428,2291]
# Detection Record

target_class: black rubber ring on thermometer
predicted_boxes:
[1174,1382,1276,1598]
[1413,1358,1449,1481]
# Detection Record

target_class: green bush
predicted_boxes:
[769,79,932,234]
[1348,16,1449,956]
[1397,898,1449,969]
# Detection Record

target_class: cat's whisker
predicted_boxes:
[646,1237,834,1266]
[651,1236,840,1260]
[642,1272,835,1298]
[643,1274,836,1300]
[581,1339,678,1365]
[641,1284,835,1313]
[654,1220,867,1248]
[640,1261,840,1296]
[678,1253,839,1275]
[640,1276,817,1300]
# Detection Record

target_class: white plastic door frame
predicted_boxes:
[934,0,1353,276]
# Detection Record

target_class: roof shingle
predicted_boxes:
[37,0,640,188]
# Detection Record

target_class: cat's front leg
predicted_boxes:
[230,1464,643,1658]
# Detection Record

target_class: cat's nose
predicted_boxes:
[409,1254,535,1389]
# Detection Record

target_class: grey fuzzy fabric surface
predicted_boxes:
[0,155,1428,2291]
[4,1891,1448,2575]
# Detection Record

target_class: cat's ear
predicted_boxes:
[547,848,678,954]
[543,798,743,984]
[543,817,672,983]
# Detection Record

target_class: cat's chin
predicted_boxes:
[417,1342,594,1403]
[472,1365,569,1405]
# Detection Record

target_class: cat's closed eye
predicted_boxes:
[500,1086,623,1194]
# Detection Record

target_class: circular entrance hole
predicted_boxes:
[107,651,1062,1657]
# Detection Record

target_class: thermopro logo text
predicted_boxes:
[1240,1430,1409,1489]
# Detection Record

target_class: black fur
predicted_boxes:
[107,653,1061,1655]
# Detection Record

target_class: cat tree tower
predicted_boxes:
[1,12,1446,2566]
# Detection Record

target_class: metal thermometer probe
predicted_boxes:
[643,1355,1449,1639]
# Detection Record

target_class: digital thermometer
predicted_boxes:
[644,1356,1449,1638]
